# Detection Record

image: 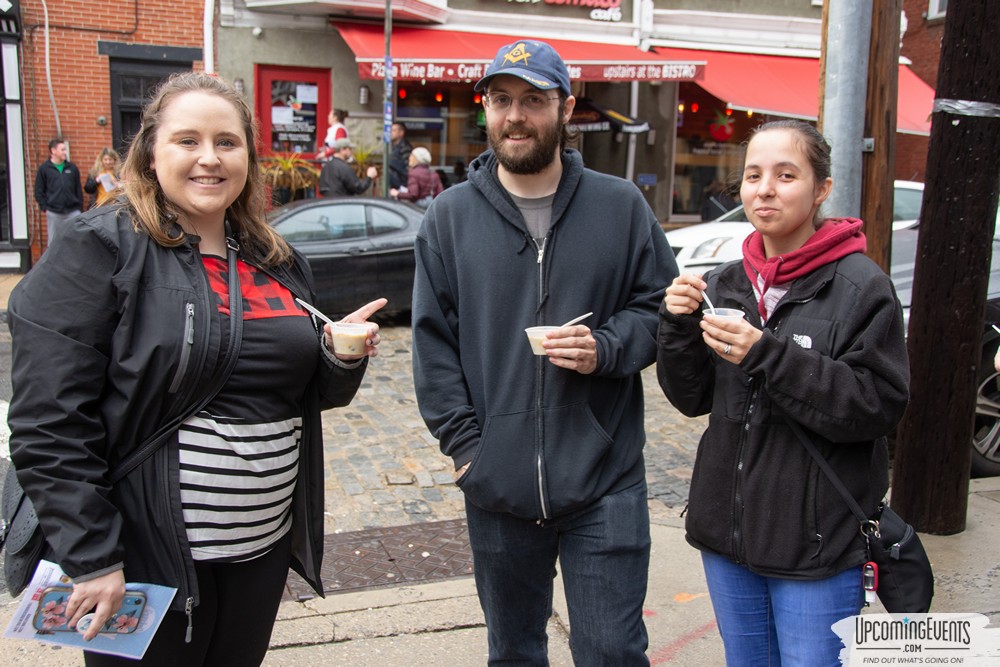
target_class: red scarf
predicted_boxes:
[742,217,868,321]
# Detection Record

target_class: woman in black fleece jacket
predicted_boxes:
[656,120,909,667]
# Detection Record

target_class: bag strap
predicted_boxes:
[786,418,872,526]
[108,233,244,485]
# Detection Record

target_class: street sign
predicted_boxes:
[383,102,394,144]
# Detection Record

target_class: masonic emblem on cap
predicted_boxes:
[502,43,531,68]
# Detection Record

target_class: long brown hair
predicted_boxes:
[120,71,291,266]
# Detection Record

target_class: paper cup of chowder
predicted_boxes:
[330,322,371,357]
[524,326,560,355]
[704,308,746,320]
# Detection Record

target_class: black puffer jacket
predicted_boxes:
[7,205,367,610]
[656,253,909,579]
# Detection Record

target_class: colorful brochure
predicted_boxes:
[3,560,177,659]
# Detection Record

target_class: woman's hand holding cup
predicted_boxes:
[664,273,708,316]
[326,298,388,360]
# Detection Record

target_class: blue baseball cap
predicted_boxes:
[475,40,572,96]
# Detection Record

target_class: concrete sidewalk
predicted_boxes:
[0,272,21,312]
[2,475,998,666]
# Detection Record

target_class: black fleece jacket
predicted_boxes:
[34,160,83,213]
[656,253,910,579]
[412,148,678,521]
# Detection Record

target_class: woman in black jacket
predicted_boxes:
[8,72,386,665]
[657,120,909,666]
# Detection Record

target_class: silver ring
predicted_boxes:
[724,343,732,355]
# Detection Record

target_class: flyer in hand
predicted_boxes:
[3,560,177,659]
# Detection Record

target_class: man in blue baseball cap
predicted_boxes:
[474,39,572,96]
[412,39,677,665]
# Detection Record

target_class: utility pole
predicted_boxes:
[821,0,871,219]
[382,0,392,198]
[892,2,1000,534]
[860,0,901,274]
[817,1,827,131]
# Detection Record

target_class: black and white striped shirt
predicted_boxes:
[180,256,318,562]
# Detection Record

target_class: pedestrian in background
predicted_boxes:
[33,137,83,245]
[318,138,378,197]
[390,147,443,208]
[8,71,385,666]
[317,108,349,161]
[657,119,909,666]
[411,39,677,665]
[388,121,412,190]
[84,147,121,208]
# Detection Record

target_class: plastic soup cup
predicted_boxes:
[330,322,371,357]
[525,326,560,355]
[704,308,746,320]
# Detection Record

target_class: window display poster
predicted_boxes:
[270,80,319,153]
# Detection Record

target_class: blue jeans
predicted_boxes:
[466,481,651,666]
[701,551,864,667]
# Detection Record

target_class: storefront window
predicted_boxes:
[270,79,319,153]
[673,83,762,221]
[394,82,487,176]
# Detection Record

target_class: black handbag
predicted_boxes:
[787,419,934,613]
[0,233,244,597]
[0,465,46,596]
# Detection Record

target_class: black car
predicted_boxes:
[268,196,423,319]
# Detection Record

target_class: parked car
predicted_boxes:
[666,180,926,275]
[267,196,423,319]
[666,183,1000,476]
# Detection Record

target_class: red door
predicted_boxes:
[255,65,331,158]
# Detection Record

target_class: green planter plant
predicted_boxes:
[260,153,320,206]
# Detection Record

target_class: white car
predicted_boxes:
[666,180,925,275]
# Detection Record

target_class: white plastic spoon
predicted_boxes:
[701,291,716,312]
[560,312,593,327]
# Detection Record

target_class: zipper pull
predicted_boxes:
[534,236,546,265]
[184,596,195,643]
[186,304,195,343]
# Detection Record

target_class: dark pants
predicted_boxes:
[466,480,651,666]
[84,532,291,667]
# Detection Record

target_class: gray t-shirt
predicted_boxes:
[509,192,555,244]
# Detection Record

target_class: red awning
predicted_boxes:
[336,23,934,136]
[663,47,933,136]
[335,23,705,83]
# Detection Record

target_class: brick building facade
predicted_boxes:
[17,0,204,262]
[897,0,946,182]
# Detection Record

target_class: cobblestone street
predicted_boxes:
[318,324,708,535]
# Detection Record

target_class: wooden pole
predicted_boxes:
[860,0,900,274]
[892,1,1000,534]
[817,0,829,133]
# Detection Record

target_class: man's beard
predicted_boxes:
[487,115,563,175]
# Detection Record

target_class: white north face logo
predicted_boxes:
[792,334,813,349]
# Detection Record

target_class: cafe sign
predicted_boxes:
[505,0,624,23]
[362,60,701,83]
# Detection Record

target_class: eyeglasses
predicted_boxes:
[482,92,560,113]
